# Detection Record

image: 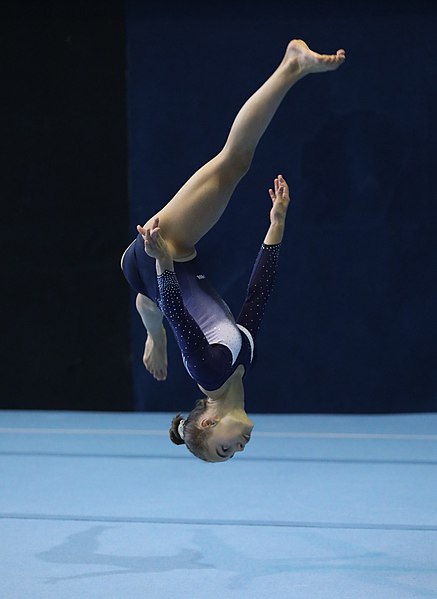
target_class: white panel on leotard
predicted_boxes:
[236,324,254,363]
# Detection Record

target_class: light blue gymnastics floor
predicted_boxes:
[1,410,436,599]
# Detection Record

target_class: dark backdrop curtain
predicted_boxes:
[2,0,131,410]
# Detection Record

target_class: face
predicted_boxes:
[205,415,254,462]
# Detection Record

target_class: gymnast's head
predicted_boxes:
[169,398,253,462]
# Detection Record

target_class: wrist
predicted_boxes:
[156,255,174,275]
[264,222,285,245]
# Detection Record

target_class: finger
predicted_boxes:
[269,188,275,201]
[151,227,160,239]
[137,225,146,236]
[274,178,279,194]
[153,217,160,228]
[279,174,289,192]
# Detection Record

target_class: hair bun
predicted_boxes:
[169,413,185,445]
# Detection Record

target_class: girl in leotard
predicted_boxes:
[121,39,346,462]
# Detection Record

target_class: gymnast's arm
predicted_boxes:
[264,173,290,245]
[236,174,290,337]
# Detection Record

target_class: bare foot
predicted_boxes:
[282,39,346,75]
[143,327,168,381]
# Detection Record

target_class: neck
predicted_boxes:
[204,369,253,430]
[221,374,245,411]
[205,367,246,413]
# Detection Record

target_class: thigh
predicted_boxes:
[142,149,246,257]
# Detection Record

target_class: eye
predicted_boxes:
[222,446,229,453]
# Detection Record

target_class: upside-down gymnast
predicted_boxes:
[121,39,346,462]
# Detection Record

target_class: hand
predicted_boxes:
[137,218,171,261]
[268,174,290,226]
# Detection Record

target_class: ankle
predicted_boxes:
[147,324,166,343]
[276,59,305,87]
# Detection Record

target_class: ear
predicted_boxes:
[199,417,218,428]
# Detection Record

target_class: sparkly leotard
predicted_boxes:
[121,234,280,390]
[156,243,281,391]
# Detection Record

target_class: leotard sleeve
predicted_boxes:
[157,270,233,387]
[236,243,281,339]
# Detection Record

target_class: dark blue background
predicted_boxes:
[127,1,437,413]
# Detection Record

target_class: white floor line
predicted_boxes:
[0,427,437,441]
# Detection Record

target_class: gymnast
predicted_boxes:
[121,39,346,462]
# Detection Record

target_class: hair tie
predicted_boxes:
[178,419,186,440]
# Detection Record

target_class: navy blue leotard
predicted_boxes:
[121,236,280,391]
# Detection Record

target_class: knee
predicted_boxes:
[235,150,253,176]
[221,146,253,178]
[136,293,159,314]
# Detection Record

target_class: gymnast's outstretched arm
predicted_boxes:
[264,173,290,245]
[237,174,291,338]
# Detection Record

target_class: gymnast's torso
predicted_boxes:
[122,234,281,391]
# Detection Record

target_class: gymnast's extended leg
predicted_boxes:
[139,39,345,257]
